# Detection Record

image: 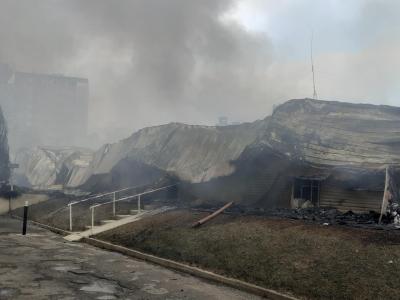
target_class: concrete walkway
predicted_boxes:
[0,216,261,299]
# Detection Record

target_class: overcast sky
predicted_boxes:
[0,0,399,133]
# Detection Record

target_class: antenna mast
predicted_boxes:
[311,31,318,99]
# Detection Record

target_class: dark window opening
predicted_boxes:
[293,178,320,206]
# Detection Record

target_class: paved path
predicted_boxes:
[0,216,261,299]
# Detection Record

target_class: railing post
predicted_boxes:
[113,192,116,216]
[138,194,141,214]
[69,204,72,232]
[91,207,94,231]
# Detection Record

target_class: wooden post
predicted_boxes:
[290,180,295,208]
[69,205,73,231]
[113,192,116,216]
[192,202,234,228]
[91,207,94,231]
[379,166,390,224]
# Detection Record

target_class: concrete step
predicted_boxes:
[100,220,115,225]
[64,206,176,242]
[130,209,147,215]
[116,214,131,220]
[64,233,83,242]
[85,225,94,230]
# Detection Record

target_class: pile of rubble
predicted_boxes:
[194,204,400,230]
[263,208,381,228]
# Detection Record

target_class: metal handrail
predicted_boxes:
[89,184,177,230]
[90,184,176,209]
[68,185,142,206]
[67,184,145,231]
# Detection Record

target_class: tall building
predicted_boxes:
[0,64,89,151]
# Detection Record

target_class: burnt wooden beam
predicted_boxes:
[192,202,234,228]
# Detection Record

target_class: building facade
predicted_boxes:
[0,64,89,151]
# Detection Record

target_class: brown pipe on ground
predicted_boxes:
[192,202,234,228]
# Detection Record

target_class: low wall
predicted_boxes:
[0,194,49,215]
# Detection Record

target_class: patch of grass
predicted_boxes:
[97,210,400,299]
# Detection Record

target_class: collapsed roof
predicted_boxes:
[16,98,400,197]
[264,98,400,168]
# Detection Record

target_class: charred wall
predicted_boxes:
[319,186,382,213]
[182,145,295,208]
[319,168,384,213]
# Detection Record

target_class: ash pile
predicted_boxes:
[239,207,384,229]
[194,204,400,230]
[263,208,383,228]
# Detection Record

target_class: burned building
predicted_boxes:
[0,63,89,151]
[181,99,400,217]
[13,97,400,221]
[263,99,400,214]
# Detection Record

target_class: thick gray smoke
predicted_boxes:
[0,0,399,140]
[0,0,273,134]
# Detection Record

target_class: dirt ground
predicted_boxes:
[96,209,400,300]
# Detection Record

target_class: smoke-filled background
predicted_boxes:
[0,0,399,136]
